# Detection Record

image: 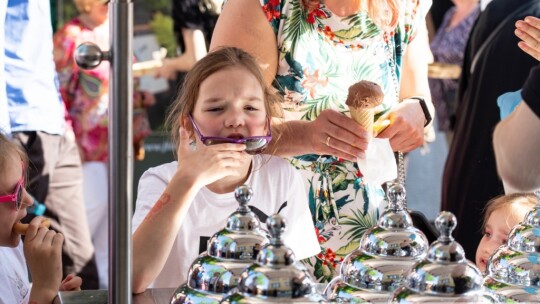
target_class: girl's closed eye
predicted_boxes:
[244,104,261,111]
[206,106,224,112]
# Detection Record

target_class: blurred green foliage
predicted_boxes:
[149,12,177,58]
[53,0,176,56]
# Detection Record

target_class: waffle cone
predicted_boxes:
[350,108,374,135]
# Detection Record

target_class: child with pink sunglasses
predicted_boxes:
[132,47,319,293]
[0,133,82,303]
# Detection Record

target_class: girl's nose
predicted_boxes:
[224,113,245,128]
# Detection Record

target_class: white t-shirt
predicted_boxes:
[0,243,30,304]
[133,155,320,289]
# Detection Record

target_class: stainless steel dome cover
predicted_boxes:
[483,193,540,302]
[391,211,484,302]
[170,185,269,304]
[324,183,429,302]
[221,214,327,303]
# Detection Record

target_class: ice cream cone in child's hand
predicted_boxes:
[346,80,384,136]
[12,218,51,235]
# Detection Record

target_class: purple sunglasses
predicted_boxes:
[188,115,272,155]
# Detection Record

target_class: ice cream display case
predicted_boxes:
[221,214,327,303]
[323,182,429,303]
[390,212,484,303]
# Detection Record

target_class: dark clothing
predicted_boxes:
[442,0,540,260]
[429,0,454,30]
[14,131,99,289]
[171,0,219,53]
[522,64,540,118]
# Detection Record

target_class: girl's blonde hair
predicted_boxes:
[482,193,538,230]
[0,133,28,187]
[302,0,400,30]
[165,46,283,158]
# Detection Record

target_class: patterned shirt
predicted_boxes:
[259,0,428,282]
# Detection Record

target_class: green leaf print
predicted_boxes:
[302,96,330,121]
[335,241,360,256]
[342,11,380,40]
[340,209,378,243]
[282,0,314,56]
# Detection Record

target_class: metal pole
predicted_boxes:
[109,1,133,303]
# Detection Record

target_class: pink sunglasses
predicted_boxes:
[0,163,25,210]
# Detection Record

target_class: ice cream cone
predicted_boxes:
[345,80,384,136]
[350,107,375,135]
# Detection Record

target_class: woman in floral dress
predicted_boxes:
[211,0,433,282]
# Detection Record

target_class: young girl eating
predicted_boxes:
[132,47,319,293]
[0,133,81,303]
[475,193,538,273]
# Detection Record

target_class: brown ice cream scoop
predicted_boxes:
[345,80,384,109]
[13,219,51,235]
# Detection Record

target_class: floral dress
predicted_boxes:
[259,0,426,282]
[54,18,152,162]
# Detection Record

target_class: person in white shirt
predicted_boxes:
[132,47,320,293]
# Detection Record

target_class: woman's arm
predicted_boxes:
[493,101,540,192]
[210,0,278,84]
[377,17,435,152]
[493,64,540,192]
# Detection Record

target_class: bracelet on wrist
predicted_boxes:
[408,96,432,127]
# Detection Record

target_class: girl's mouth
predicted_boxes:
[227,133,245,139]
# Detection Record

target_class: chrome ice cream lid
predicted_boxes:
[222,214,326,303]
[170,185,269,304]
[324,182,429,302]
[397,211,483,299]
[483,192,540,302]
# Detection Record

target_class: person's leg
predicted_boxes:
[83,161,109,289]
[14,131,99,289]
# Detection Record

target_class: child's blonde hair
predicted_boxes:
[0,133,28,183]
[482,193,538,231]
[165,46,283,158]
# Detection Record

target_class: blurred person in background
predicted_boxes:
[429,0,480,144]
[154,0,223,79]
[53,0,154,289]
[442,0,540,260]
[2,0,98,289]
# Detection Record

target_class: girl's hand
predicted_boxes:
[377,99,425,152]
[308,109,369,161]
[176,127,249,188]
[59,274,82,291]
[516,16,540,61]
[24,217,64,301]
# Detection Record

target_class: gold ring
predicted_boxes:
[325,136,331,147]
